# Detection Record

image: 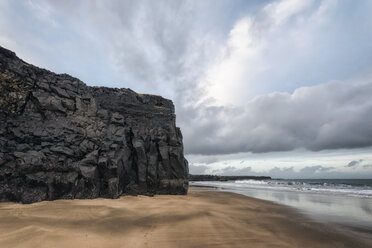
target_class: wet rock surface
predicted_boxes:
[0,46,188,203]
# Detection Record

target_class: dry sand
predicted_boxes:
[0,189,370,248]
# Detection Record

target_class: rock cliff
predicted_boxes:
[0,46,188,203]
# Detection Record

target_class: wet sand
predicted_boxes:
[0,189,370,248]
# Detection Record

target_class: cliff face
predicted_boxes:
[0,46,188,203]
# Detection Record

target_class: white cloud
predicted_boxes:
[204,0,347,105]
[263,0,314,25]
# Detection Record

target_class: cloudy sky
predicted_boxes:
[1,0,372,178]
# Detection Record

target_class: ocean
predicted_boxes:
[191,179,372,233]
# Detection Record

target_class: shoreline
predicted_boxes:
[190,182,372,228]
[0,189,370,248]
[190,185,372,245]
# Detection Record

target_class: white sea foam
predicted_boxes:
[235,179,269,184]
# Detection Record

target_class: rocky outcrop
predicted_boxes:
[0,46,188,203]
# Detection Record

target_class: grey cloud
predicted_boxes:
[346,159,363,167]
[213,165,368,179]
[197,156,220,165]
[209,166,254,176]
[188,164,209,174]
[47,0,232,95]
[222,166,239,173]
[210,165,281,177]
[268,167,296,178]
[299,165,335,174]
[347,161,359,167]
[182,82,372,155]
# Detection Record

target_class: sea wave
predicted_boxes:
[235,179,269,184]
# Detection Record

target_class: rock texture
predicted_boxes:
[0,46,188,203]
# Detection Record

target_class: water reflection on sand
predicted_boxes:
[191,182,372,232]
[228,187,372,230]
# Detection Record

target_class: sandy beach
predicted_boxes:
[0,189,369,248]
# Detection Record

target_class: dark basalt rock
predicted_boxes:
[0,46,189,203]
